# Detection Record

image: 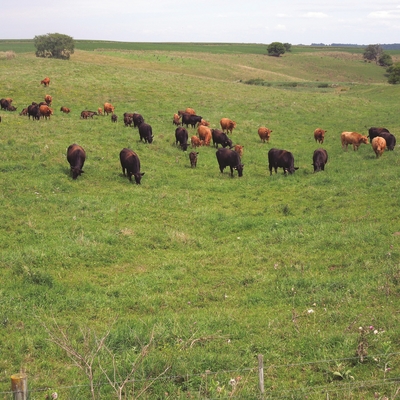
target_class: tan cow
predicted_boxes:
[341,131,368,151]
[98,107,103,116]
[220,118,236,134]
[60,106,71,113]
[314,128,327,144]
[39,104,53,119]
[199,119,210,126]
[191,136,203,148]
[103,102,115,115]
[185,107,196,115]
[372,136,386,158]
[44,94,52,106]
[41,77,50,86]
[258,127,272,143]
[173,113,181,126]
[197,125,212,146]
[234,144,244,158]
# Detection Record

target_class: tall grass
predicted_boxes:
[0,44,399,399]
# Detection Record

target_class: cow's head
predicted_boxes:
[72,168,84,180]
[235,163,244,177]
[148,135,154,144]
[133,172,145,184]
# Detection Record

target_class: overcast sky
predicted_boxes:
[2,0,400,45]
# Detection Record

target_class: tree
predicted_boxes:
[34,33,75,60]
[267,42,286,57]
[378,53,393,67]
[363,44,383,64]
[387,63,400,84]
[283,43,292,52]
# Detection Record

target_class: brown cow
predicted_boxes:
[39,104,53,119]
[185,107,196,115]
[197,125,212,146]
[189,151,199,168]
[97,107,103,116]
[67,144,86,179]
[258,127,272,143]
[220,118,236,134]
[314,128,327,144]
[199,119,210,127]
[234,144,244,158]
[111,114,118,123]
[191,136,203,148]
[372,136,386,158]
[20,107,29,116]
[60,106,71,114]
[103,102,115,115]
[341,131,368,151]
[41,77,50,86]
[173,113,181,126]
[44,94,52,106]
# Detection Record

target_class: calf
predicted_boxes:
[60,106,71,114]
[44,94,52,106]
[138,122,154,143]
[67,144,86,179]
[258,127,272,143]
[372,137,386,158]
[314,128,326,144]
[175,127,189,151]
[189,151,199,168]
[97,107,103,116]
[173,113,181,126]
[191,136,203,148]
[234,144,244,158]
[312,148,328,172]
[40,77,50,86]
[268,148,298,175]
[341,131,368,151]
[216,148,244,177]
[119,148,145,184]
[81,110,97,119]
[39,105,53,119]
[111,114,118,123]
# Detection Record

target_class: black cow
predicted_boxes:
[181,113,202,128]
[268,148,298,175]
[212,129,233,148]
[312,148,328,172]
[216,148,244,177]
[0,99,10,110]
[132,113,144,128]
[6,105,17,111]
[67,144,86,180]
[368,127,390,141]
[175,127,189,151]
[189,151,198,168]
[123,114,133,126]
[27,104,40,120]
[111,114,118,123]
[138,122,154,143]
[377,131,396,151]
[119,148,145,184]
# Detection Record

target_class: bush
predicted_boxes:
[34,33,75,60]
[267,42,286,57]
[0,51,16,60]
[387,63,400,84]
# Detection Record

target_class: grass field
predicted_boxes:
[1,42,400,399]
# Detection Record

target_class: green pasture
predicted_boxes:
[0,44,400,399]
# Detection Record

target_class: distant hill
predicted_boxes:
[311,43,400,50]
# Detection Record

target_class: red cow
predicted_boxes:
[191,136,203,148]
[220,118,236,134]
[341,131,368,151]
[103,102,115,115]
[314,128,327,144]
[44,94,52,106]
[41,77,50,86]
[173,113,181,126]
[234,144,244,158]
[39,105,53,119]
[258,127,272,143]
[60,106,71,113]
[197,125,212,146]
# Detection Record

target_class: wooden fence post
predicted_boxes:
[258,354,265,396]
[11,373,27,400]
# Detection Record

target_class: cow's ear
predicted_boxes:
[141,172,145,176]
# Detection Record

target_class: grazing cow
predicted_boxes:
[6,105,17,112]
[258,127,272,143]
[123,114,133,126]
[138,122,154,143]
[341,131,368,151]
[103,102,115,115]
[40,77,50,86]
[368,127,390,142]
[378,131,396,151]
[314,128,327,144]
[0,98,11,110]
[185,107,196,115]
[97,107,103,116]
[182,113,202,128]
[191,136,203,148]
[211,129,233,148]
[268,148,298,175]
[372,137,386,158]
[80,110,97,119]
[119,148,145,184]
[175,127,189,151]
[197,125,212,146]
[28,104,40,120]
[132,113,144,128]
[199,119,210,126]
[39,104,53,119]
[189,151,199,168]
[20,107,29,116]
[60,106,71,114]
[234,144,244,158]
[312,148,328,172]
[173,113,181,126]
[67,144,86,179]
[216,148,244,177]
[220,118,236,134]
[111,114,118,123]
[44,94,52,106]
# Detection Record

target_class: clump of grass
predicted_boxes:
[0,50,16,60]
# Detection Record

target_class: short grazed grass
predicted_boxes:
[0,43,400,399]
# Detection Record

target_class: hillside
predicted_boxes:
[0,43,399,399]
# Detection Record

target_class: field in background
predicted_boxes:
[1,42,400,399]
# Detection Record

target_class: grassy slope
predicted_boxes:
[1,45,400,399]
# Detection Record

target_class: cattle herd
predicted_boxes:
[1,77,397,183]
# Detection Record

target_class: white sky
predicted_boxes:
[2,0,400,45]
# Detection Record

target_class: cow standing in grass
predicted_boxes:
[119,148,145,184]
[67,144,86,180]
[216,148,244,177]
[268,148,298,175]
